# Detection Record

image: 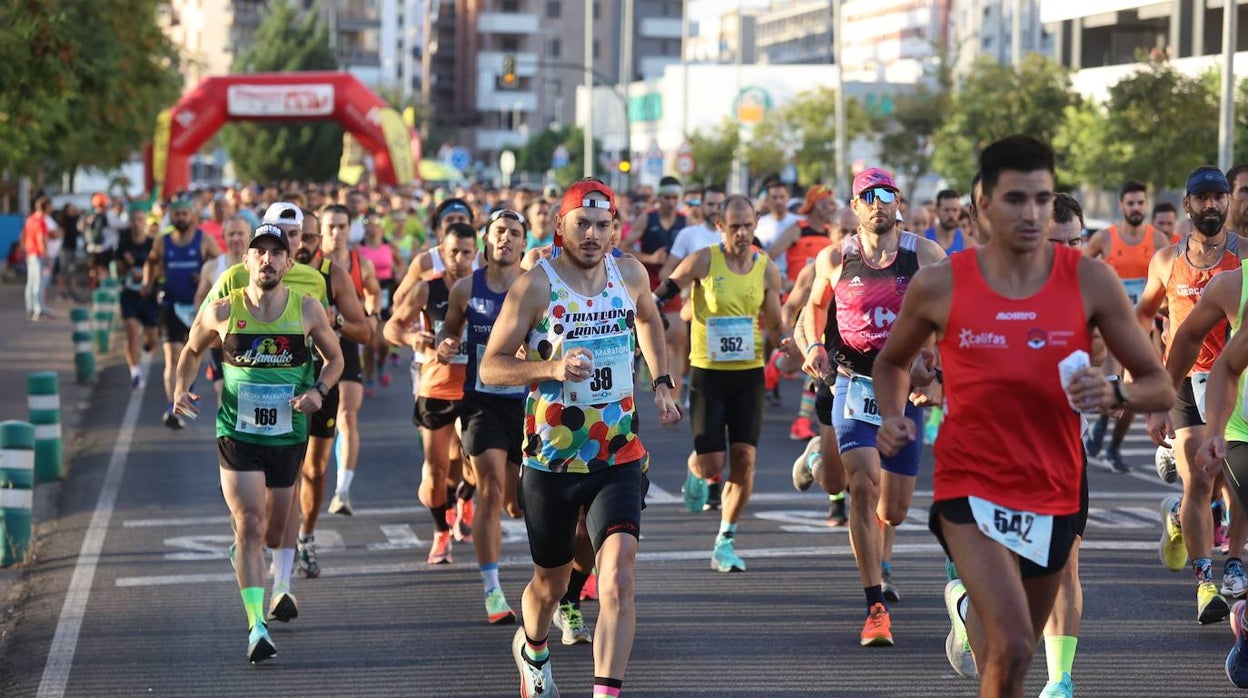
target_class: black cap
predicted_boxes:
[249,223,290,253]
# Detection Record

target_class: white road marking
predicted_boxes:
[368,524,424,550]
[38,354,151,698]
[112,538,1163,588]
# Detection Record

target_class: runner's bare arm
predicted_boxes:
[331,263,372,344]
[761,260,787,344]
[392,250,431,305]
[1135,247,1173,333]
[1162,271,1238,388]
[915,236,949,266]
[172,299,228,415]
[1203,328,1248,442]
[433,275,471,364]
[383,280,430,350]
[661,247,711,294]
[767,221,801,260]
[304,295,344,391]
[359,256,382,315]
[192,258,217,307]
[202,235,222,261]
[782,263,817,330]
[141,235,165,295]
[1083,229,1109,259]
[800,246,841,378]
[478,270,564,386]
[1082,258,1175,413]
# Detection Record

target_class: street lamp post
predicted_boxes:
[584,0,594,176]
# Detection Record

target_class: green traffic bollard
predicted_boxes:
[27,372,63,483]
[70,308,96,384]
[0,420,35,567]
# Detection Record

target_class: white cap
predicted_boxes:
[262,202,304,228]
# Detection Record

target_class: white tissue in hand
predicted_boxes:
[1058,350,1096,413]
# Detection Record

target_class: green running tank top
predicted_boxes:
[217,288,314,446]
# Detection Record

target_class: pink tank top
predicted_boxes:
[358,242,395,281]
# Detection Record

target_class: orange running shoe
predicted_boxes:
[427,530,453,565]
[580,571,598,602]
[860,603,894,647]
[454,497,475,543]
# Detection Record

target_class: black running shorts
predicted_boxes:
[519,461,647,568]
[217,436,307,489]
[308,383,341,439]
[929,497,1080,579]
[689,367,765,453]
[1172,376,1204,430]
[460,392,524,464]
[414,396,460,431]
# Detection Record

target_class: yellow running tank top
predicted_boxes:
[690,244,767,370]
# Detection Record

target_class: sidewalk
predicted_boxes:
[0,277,120,622]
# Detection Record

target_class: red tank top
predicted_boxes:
[935,246,1090,515]
[1165,236,1240,374]
[313,249,365,300]
[785,228,834,284]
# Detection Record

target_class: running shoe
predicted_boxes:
[364,380,376,398]
[792,436,820,492]
[485,587,517,624]
[1225,561,1248,599]
[428,530,453,565]
[580,572,598,602]
[130,373,143,390]
[1084,418,1106,458]
[703,481,722,512]
[789,416,816,441]
[1228,600,1248,688]
[682,470,708,513]
[328,492,354,516]
[1159,495,1187,572]
[1155,445,1177,484]
[1200,581,1232,624]
[860,602,894,647]
[512,627,560,697]
[551,601,592,645]
[268,591,299,623]
[379,373,391,388]
[1105,447,1129,474]
[882,571,900,603]
[827,496,848,526]
[296,536,320,579]
[711,537,746,573]
[1039,672,1074,698]
[943,580,976,678]
[247,622,276,664]
[453,497,474,543]
[162,410,185,430]
[228,542,237,571]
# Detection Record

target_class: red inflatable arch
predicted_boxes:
[151,71,420,194]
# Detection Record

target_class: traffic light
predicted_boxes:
[501,54,517,89]
[618,159,631,173]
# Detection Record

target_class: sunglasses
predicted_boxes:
[856,189,897,206]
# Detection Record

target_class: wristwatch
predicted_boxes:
[651,374,675,391]
[313,381,331,399]
[334,313,345,329]
[1106,374,1128,408]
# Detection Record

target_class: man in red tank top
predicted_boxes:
[1139,165,1248,624]
[873,136,1174,698]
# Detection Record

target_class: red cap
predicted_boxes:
[559,180,617,218]
[851,167,899,198]
[799,185,833,214]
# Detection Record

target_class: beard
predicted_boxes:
[1125,212,1145,227]
[258,276,280,291]
[864,215,895,236]
[1194,210,1227,237]
[294,248,314,265]
[171,219,192,233]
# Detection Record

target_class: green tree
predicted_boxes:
[1051,98,1119,191]
[1090,56,1217,191]
[513,125,599,186]
[221,1,343,183]
[0,0,181,184]
[874,83,949,195]
[933,53,1078,188]
[743,86,868,185]
[689,118,740,186]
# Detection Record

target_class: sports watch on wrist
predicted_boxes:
[1106,374,1128,408]
[313,381,331,399]
[651,374,675,391]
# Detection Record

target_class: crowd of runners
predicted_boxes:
[69,132,1241,696]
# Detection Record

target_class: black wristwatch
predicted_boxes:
[1106,375,1128,408]
[652,374,675,391]
[334,313,345,329]
[313,381,331,399]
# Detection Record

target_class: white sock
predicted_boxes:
[272,548,295,594]
[129,365,141,379]
[337,468,354,495]
[480,564,500,593]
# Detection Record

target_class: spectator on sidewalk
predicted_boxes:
[23,197,59,321]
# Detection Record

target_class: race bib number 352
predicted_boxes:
[706,315,755,362]
[235,382,295,436]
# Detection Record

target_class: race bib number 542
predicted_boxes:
[967,496,1054,567]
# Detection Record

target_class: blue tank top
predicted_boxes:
[162,228,204,305]
[464,267,526,398]
[925,227,964,253]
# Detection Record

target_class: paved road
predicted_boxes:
[0,347,1243,697]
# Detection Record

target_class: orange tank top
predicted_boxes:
[935,246,1089,515]
[1104,224,1157,281]
[1166,235,1241,374]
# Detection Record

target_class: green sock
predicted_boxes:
[241,587,265,629]
[945,558,959,583]
[1043,634,1077,681]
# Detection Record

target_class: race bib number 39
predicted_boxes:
[706,315,755,362]
[563,334,633,406]
[843,374,882,426]
[235,382,295,436]
[967,496,1053,567]
[1192,371,1209,423]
